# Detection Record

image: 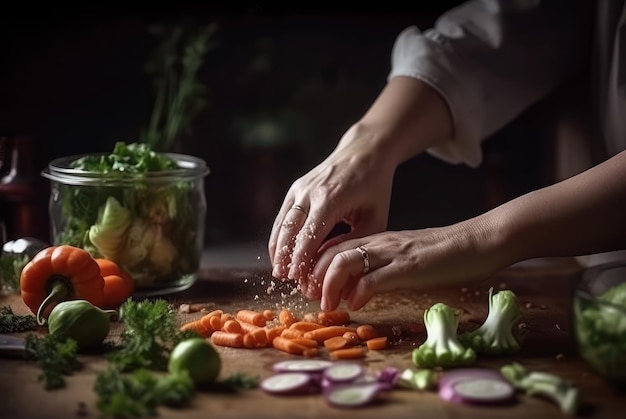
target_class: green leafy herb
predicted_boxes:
[24,333,82,390]
[94,366,195,418]
[71,142,178,174]
[0,253,28,293]
[0,306,37,333]
[107,298,194,372]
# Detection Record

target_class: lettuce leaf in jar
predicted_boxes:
[52,141,206,290]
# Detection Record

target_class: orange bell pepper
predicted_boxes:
[94,258,134,309]
[20,245,105,325]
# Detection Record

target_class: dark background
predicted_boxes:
[0,2,560,248]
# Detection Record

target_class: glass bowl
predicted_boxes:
[573,261,626,388]
[42,151,210,296]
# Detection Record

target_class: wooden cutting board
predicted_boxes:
[1,258,624,419]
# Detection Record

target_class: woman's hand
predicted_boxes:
[309,150,626,311]
[268,123,396,290]
[268,76,455,294]
[308,220,503,311]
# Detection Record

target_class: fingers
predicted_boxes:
[286,206,337,281]
[270,201,311,279]
[319,246,374,311]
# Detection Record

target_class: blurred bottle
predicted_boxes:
[0,135,44,241]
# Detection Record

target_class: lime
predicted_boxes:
[168,338,222,385]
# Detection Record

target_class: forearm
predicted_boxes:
[340,76,454,168]
[475,151,626,268]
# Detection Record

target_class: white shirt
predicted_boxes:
[389,0,626,168]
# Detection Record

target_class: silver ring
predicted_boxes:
[291,204,309,216]
[355,246,370,274]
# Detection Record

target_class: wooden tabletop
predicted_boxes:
[1,257,625,419]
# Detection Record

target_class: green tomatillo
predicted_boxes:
[168,337,221,385]
[47,299,117,351]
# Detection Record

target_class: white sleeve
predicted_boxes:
[389,0,590,167]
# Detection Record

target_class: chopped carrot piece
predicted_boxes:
[303,326,357,342]
[250,327,268,347]
[236,309,267,327]
[329,347,367,360]
[303,347,319,357]
[263,309,275,321]
[342,331,360,346]
[323,336,349,351]
[200,311,221,331]
[201,309,224,320]
[280,328,305,339]
[239,321,263,334]
[365,336,388,350]
[265,326,286,344]
[209,314,222,331]
[317,310,350,326]
[223,319,243,334]
[291,337,319,348]
[278,309,296,327]
[356,324,379,341]
[272,336,308,355]
[180,319,212,337]
[243,333,258,349]
[220,313,236,328]
[289,321,324,332]
[211,331,244,348]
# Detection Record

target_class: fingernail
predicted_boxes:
[272,264,282,279]
[320,296,328,311]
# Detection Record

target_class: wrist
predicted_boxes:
[355,76,454,165]
[459,210,521,275]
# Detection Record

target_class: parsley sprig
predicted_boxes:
[24,334,82,390]
[0,306,37,333]
[106,298,194,372]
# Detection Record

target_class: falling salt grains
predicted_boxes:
[266,280,276,295]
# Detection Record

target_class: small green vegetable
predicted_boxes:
[398,368,437,390]
[47,300,117,351]
[501,362,579,416]
[412,303,476,368]
[168,337,222,385]
[459,287,523,355]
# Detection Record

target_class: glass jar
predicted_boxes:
[42,152,210,296]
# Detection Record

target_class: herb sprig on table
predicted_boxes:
[24,334,82,390]
[0,305,37,333]
[94,367,195,418]
[106,298,195,372]
[94,298,258,418]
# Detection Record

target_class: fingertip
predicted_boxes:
[346,287,373,312]
[272,263,285,279]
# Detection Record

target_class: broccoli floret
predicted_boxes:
[412,303,476,368]
[501,362,579,416]
[459,287,523,355]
